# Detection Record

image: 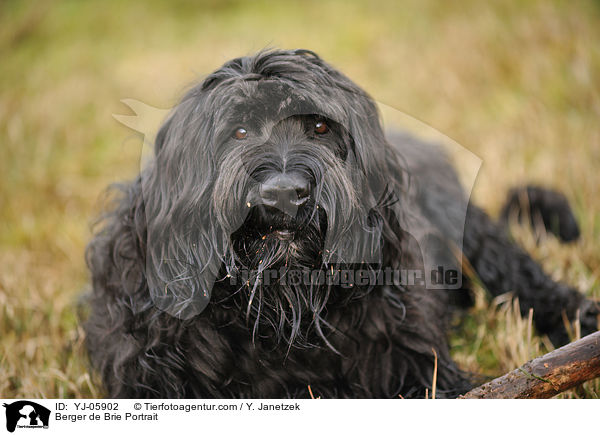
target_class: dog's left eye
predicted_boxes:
[314,121,329,134]
[233,127,248,140]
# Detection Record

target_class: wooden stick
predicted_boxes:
[460,331,600,399]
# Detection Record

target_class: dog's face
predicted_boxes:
[140,50,402,346]
[207,67,382,269]
[223,111,354,269]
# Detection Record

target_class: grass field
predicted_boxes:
[1,0,599,398]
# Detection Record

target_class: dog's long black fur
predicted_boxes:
[84,49,599,398]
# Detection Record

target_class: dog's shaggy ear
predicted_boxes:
[319,144,386,267]
[315,84,401,267]
[141,92,226,320]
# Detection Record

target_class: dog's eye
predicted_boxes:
[314,121,329,134]
[233,127,248,140]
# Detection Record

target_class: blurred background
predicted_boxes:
[1,0,599,398]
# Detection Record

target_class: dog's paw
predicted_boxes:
[545,298,599,347]
[579,298,600,338]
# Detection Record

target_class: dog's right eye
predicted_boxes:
[233,127,248,140]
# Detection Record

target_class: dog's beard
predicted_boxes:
[225,203,338,350]
[232,203,327,269]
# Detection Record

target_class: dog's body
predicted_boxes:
[84,49,598,398]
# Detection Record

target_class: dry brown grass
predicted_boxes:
[1,0,599,398]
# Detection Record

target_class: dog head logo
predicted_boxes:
[3,401,50,433]
[113,49,481,324]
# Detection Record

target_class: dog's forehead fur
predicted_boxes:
[198,49,371,131]
[229,81,333,127]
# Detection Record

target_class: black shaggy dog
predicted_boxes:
[84,49,599,398]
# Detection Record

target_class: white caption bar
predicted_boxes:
[0,399,594,434]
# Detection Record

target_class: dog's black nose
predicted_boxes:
[259,173,310,214]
